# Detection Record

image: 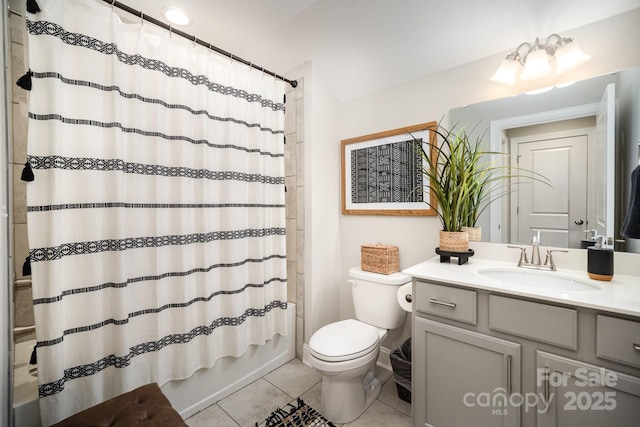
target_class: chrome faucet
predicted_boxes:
[508,231,568,271]
[530,231,542,266]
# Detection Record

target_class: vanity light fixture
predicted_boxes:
[163,7,191,26]
[490,34,590,85]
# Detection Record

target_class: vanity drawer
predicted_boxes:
[489,295,578,350]
[415,281,477,325]
[597,315,640,368]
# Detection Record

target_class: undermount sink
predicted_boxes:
[478,268,601,291]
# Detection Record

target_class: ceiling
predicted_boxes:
[116,0,640,102]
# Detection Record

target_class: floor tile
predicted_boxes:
[185,358,412,427]
[185,403,239,427]
[218,378,292,427]
[378,375,411,416]
[343,400,411,427]
[299,381,323,414]
[264,357,322,397]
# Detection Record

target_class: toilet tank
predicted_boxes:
[349,267,411,330]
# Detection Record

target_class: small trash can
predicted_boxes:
[390,338,411,403]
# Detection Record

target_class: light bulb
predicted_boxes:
[521,49,552,80]
[555,40,590,74]
[490,58,520,85]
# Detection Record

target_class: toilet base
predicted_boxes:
[320,366,381,424]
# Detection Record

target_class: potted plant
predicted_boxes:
[413,121,546,252]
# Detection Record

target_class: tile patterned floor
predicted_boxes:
[185,358,412,427]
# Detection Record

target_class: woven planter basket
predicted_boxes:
[461,226,481,242]
[439,230,469,253]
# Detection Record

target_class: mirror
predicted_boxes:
[450,66,640,252]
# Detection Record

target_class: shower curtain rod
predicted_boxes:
[99,0,298,88]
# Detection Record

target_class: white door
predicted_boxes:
[511,131,589,248]
[592,83,616,240]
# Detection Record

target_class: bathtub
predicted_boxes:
[12,304,296,425]
[13,339,41,427]
[162,303,296,419]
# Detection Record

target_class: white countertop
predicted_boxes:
[403,257,640,317]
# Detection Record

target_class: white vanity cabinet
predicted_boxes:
[411,278,640,427]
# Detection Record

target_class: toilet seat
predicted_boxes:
[309,319,379,362]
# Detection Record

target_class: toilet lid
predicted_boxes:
[309,319,379,362]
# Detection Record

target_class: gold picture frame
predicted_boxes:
[341,121,437,216]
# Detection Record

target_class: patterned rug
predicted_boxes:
[257,398,336,427]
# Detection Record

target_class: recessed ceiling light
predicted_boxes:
[163,7,191,26]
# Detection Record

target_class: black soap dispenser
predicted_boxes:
[587,236,614,281]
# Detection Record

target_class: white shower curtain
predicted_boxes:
[25,0,288,424]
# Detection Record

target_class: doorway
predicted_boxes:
[488,98,612,243]
[509,127,592,248]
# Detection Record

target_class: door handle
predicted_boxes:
[574,219,584,225]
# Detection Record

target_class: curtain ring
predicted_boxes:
[111,0,115,11]
[140,12,144,26]
[169,25,172,38]
[193,35,197,48]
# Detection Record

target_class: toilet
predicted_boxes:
[308,267,411,423]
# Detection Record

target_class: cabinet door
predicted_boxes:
[536,351,640,427]
[413,317,521,427]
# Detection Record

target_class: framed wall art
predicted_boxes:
[341,121,437,216]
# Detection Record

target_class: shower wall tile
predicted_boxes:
[12,165,27,224]
[296,189,304,231]
[296,273,304,317]
[295,99,304,143]
[286,261,296,304]
[296,315,304,359]
[286,219,296,262]
[284,136,296,177]
[9,11,23,43]
[285,177,296,219]
[13,224,29,280]
[284,98,296,136]
[10,27,22,44]
[296,143,304,187]
[14,285,34,328]
[12,102,28,163]
[296,230,304,273]
[11,42,27,105]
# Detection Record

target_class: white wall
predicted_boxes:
[337,8,640,351]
